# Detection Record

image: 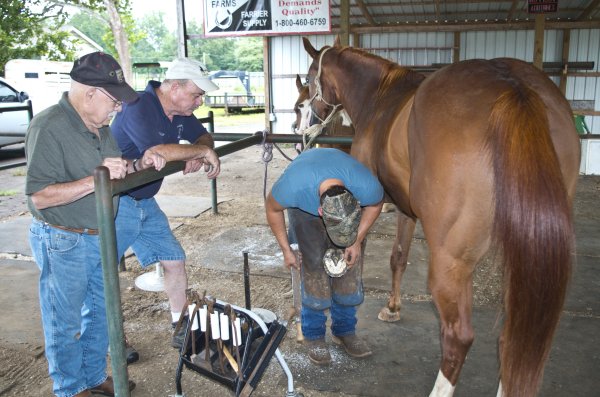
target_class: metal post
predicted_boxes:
[94,166,130,397]
[206,110,217,214]
[243,251,251,310]
[211,178,218,215]
[207,111,214,133]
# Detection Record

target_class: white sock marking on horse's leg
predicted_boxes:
[429,370,455,397]
[496,381,503,397]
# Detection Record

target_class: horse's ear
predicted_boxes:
[295,74,303,91]
[334,35,341,47]
[303,37,318,59]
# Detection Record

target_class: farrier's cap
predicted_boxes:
[165,58,219,92]
[70,52,138,103]
[321,186,362,247]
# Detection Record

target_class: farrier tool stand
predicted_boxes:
[173,295,302,397]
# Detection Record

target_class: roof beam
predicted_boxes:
[578,0,600,20]
[343,20,600,33]
[355,0,376,25]
[507,0,519,21]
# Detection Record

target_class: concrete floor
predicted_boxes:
[1,192,598,396]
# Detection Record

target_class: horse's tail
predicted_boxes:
[488,84,573,397]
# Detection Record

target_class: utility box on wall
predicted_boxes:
[580,139,600,175]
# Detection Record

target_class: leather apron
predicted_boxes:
[288,208,365,311]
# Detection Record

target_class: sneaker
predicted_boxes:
[332,334,372,358]
[125,341,139,365]
[107,338,139,365]
[171,316,189,350]
[305,338,331,365]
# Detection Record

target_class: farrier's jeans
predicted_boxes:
[287,208,362,341]
[301,302,358,341]
[29,219,108,397]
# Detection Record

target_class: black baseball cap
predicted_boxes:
[70,52,138,103]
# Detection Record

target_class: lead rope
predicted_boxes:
[260,130,273,200]
[260,129,298,199]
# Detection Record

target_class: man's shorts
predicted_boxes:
[116,195,185,267]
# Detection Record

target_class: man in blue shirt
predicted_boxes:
[111,58,220,350]
[265,148,384,365]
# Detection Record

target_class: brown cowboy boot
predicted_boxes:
[332,334,372,358]
[305,338,331,365]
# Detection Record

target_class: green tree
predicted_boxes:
[49,0,140,82]
[0,0,75,74]
[187,25,236,71]
[69,11,111,50]
[130,11,177,63]
[234,37,263,72]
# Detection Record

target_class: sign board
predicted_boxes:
[203,0,331,37]
[528,0,558,13]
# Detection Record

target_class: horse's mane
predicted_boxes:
[335,46,425,127]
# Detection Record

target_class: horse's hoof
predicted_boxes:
[381,203,396,213]
[378,307,401,322]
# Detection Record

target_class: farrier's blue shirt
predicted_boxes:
[271,148,384,215]
[111,80,209,198]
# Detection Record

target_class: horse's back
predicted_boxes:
[408,58,579,212]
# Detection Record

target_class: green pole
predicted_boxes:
[94,166,130,397]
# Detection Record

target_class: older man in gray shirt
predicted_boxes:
[26,52,164,397]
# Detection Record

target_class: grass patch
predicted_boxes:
[12,167,26,177]
[0,189,19,197]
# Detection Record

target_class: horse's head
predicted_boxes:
[301,37,345,130]
[292,74,313,134]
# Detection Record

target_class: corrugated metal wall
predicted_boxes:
[269,34,338,133]
[270,29,600,134]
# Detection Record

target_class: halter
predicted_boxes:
[302,46,343,150]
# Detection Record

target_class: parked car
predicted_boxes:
[0,76,32,148]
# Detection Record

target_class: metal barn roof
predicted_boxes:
[328,0,600,31]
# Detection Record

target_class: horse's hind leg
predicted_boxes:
[378,213,415,322]
[428,249,477,397]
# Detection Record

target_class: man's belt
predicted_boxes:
[49,223,99,235]
[37,219,99,235]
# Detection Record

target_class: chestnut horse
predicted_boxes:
[301,37,580,397]
[292,73,353,153]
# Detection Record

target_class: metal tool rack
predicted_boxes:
[173,298,302,397]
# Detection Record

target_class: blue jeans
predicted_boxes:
[29,219,108,397]
[287,209,362,341]
[301,303,358,341]
[115,195,185,266]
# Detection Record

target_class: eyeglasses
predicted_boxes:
[96,88,122,108]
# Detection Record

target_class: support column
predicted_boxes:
[559,29,571,95]
[176,0,188,58]
[339,0,350,46]
[453,32,460,63]
[533,14,545,70]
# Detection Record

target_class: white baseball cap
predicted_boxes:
[165,58,219,92]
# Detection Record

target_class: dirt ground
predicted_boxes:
[0,129,599,396]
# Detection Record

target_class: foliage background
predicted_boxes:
[0,0,76,75]
[1,0,264,76]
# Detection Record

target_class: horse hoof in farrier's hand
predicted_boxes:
[378,307,401,322]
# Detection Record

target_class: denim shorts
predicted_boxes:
[115,195,185,267]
